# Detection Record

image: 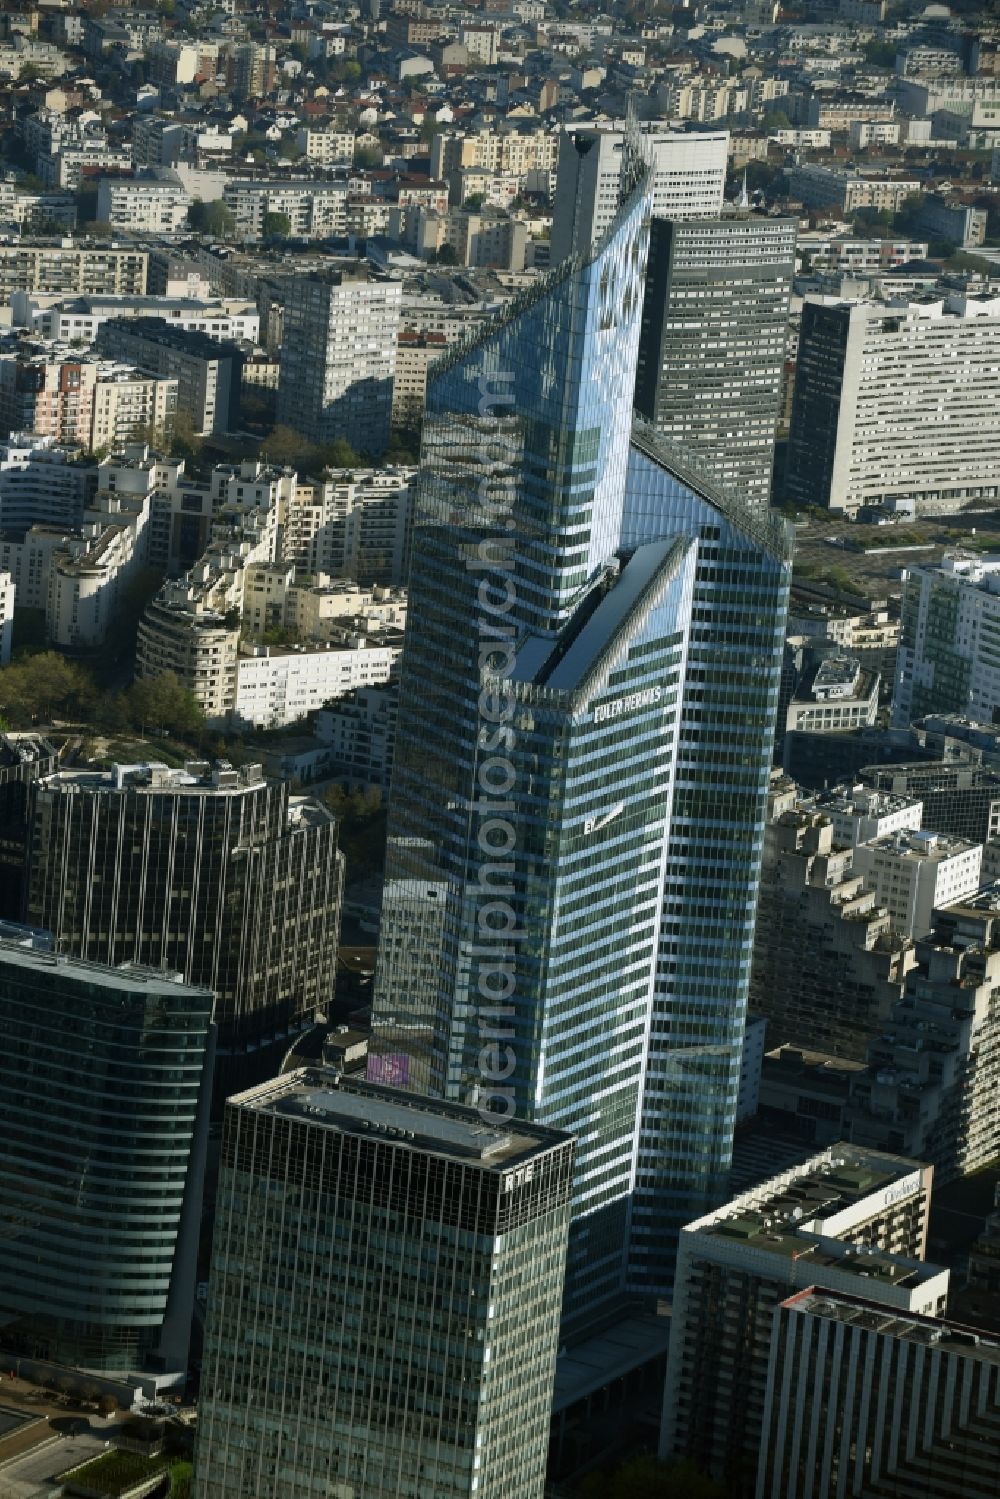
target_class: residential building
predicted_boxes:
[787,297,1000,515]
[916,193,989,249]
[222,179,350,241]
[660,1145,946,1497]
[393,329,446,427]
[0,432,92,533]
[0,244,148,297]
[96,318,244,435]
[635,213,795,511]
[45,484,155,649]
[759,1290,1000,1499]
[368,133,791,1314]
[96,171,189,233]
[315,684,397,789]
[13,293,259,346]
[283,467,414,585]
[852,828,983,939]
[0,940,213,1377]
[25,761,343,1092]
[785,165,919,214]
[847,889,1000,1184]
[277,269,400,458]
[750,801,914,1061]
[232,636,401,729]
[193,1071,574,1499]
[294,127,354,165]
[894,556,1000,727]
[550,122,729,263]
[797,783,923,848]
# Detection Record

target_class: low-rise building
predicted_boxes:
[852,828,983,939]
[785,654,879,735]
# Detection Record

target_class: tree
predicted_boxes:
[463,192,485,210]
[97,1394,119,1418]
[322,785,386,880]
[761,109,792,132]
[262,211,293,239]
[168,408,203,463]
[353,144,382,169]
[187,198,236,238]
[434,243,460,266]
[0,652,94,725]
[126,672,205,737]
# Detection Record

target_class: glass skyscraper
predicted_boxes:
[371,134,791,1309]
[0,939,214,1374]
[194,1071,573,1499]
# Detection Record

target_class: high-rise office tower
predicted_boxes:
[0,938,213,1376]
[194,1070,573,1499]
[661,1145,945,1496]
[276,266,401,457]
[550,124,729,263]
[25,760,343,1091]
[370,133,791,1312]
[759,1290,1000,1499]
[635,214,796,511]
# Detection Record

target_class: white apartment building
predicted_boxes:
[96,173,190,234]
[893,556,1000,727]
[550,123,729,262]
[0,433,91,533]
[13,293,260,346]
[788,296,1000,515]
[852,829,983,938]
[430,128,559,181]
[223,179,350,240]
[314,684,397,789]
[295,128,354,166]
[283,467,413,584]
[232,638,401,728]
[46,488,153,649]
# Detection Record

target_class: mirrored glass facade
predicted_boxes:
[0,942,214,1372]
[371,137,791,1306]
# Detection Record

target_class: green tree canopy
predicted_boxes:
[187,198,236,237]
[262,210,293,238]
[126,672,206,737]
[0,652,94,724]
[579,1454,727,1499]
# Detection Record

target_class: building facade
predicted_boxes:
[0,940,213,1375]
[194,1071,573,1499]
[635,213,795,512]
[759,1290,1000,1499]
[550,124,729,263]
[660,1145,946,1496]
[787,297,1000,515]
[369,134,790,1313]
[276,268,401,457]
[893,556,1000,728]
[25,761,342,1087]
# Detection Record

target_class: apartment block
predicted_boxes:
[750,802,914,1060]
[661,1146,945,1496]
[852,828,983,939]
[786,164,919,213]
[0,244,148,297]
[194,1071,574,1499]
[276,268,401,457]
[759,1290,1000,1499]
[550,123,729,262]
[96,171,190,233]
[894,556,1000,727]
[847,889,1000,1185]
[232,637,401,729]
[787,297,1000,515]
[96,317,244,435]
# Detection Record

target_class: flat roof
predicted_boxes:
[233,1068,570,1170]
[784,1289,1000,1366]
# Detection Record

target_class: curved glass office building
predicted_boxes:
[0,940,214,1373]
[371,129,791,1313]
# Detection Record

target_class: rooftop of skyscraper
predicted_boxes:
[39,759,267,795]
[231,1068,572,1172]
[782,1288,1000,1366]
[0,935,211,995]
